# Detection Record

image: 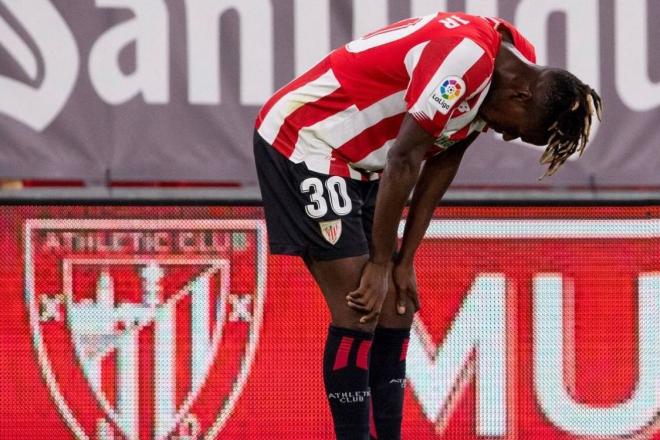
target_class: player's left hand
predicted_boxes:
[392,260,420,315]
[347,261,390,324]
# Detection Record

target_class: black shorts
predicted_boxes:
[254,131,379,261]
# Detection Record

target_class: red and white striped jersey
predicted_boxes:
[256,13,536,180]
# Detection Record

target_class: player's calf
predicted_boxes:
[323,325,374,440]
[369,327,410,440]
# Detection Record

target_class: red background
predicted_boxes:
[1,205,658,439]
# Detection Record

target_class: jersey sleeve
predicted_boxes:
[405,37,493,137]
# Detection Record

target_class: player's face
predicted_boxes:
[481,101,551,146]
[492,122,550,146]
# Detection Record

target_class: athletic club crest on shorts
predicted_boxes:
[24,219,267,439]
[320,219,342,245]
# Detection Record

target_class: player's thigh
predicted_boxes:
[298,177,377,333]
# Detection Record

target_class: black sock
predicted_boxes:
[323,325,373,440]
[369,327,410,440]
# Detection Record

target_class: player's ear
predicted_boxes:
[511,88,532,102]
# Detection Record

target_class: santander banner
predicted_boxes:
[0,205,659,439]
[0,1,659,187]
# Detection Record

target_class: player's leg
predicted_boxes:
[360,182,415,440]
[367,281,415,440]
[254,131,375,440]
[307,256,415,440]
[304,254,376,440]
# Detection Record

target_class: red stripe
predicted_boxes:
[449,124,471,140]
[333,337,354,371]
[369,403,378,438]
[256,57,332,130]
[101,350,116,408]
[139,324,155,440]
[329,149,351,176]
[460,51,492,98]
[272,87,353,158]
[400,338,410,362]
[176,291,192,409]
[405,38,463,109]
[356,340,372,370]
[334,113,405,164]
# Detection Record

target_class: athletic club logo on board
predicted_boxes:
[24,219,267,439]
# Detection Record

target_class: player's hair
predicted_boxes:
[536,70,603,178]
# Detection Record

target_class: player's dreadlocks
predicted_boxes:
[536,70,603,178]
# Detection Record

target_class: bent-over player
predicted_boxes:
[254,12,602,440]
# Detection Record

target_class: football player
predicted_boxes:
[254,12,601,440]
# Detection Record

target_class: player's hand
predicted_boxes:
[347,261,390,324]
[392,260,420,315]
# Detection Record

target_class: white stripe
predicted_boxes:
[398,219,660,239]
[410,38,486,118]
[301,150,333,175]
[291,91,407,173]
[305,90,406,149]
[405,41,431,76]
[258,69,341,145]
[348,167,363,180]
[351,139,395,172]
[154,303,176,439]
[295,105,359,157]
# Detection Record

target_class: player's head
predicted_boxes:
[479,63,603,177]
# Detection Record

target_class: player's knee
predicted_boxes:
[332,313,378,334]
[349,320,378,334]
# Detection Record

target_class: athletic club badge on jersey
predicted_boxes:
[23,219,267,440]
[320,219,342,245]
[430,76,466,115]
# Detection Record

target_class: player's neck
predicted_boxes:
[494,44,539,86]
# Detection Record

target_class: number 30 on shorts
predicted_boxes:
[300,177,353,218]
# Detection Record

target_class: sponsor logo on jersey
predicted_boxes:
[430,76,466,115]
[320,219,342,245]
[24,219,267,440]
[433,136,457,150]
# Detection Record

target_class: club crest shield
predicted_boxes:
[319,219,342,245]
[24,219,267,439]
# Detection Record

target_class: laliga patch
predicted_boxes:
[429,76,466,115]
[320,219,342,245]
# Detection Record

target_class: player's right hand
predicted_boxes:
[347,261,390,324]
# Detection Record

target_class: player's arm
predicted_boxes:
[392,132,478,314]
[347,114,435,323]
[348,37,487,322]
